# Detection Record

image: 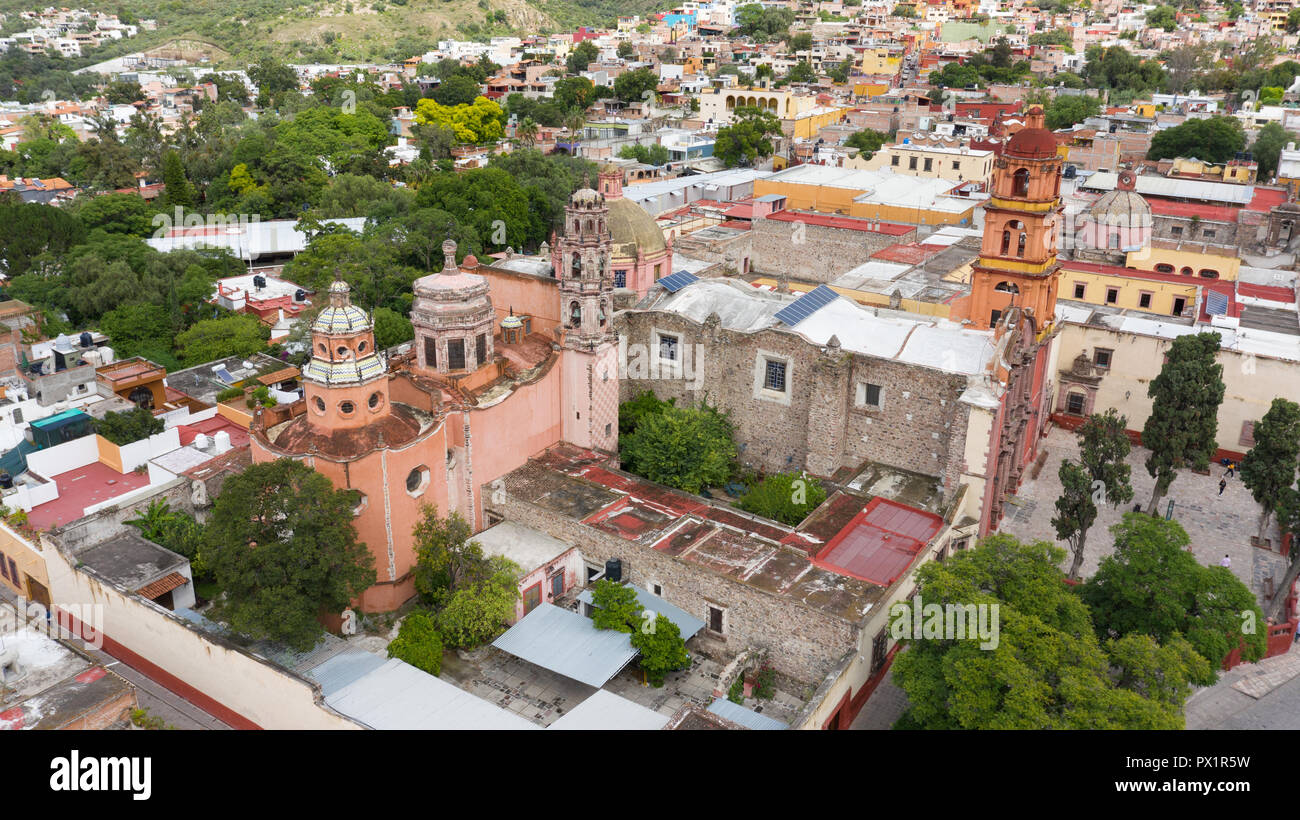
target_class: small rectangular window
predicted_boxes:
[708,605,724,634]
[923,157,933,172]
[614,270,627,288]
[1171,225,1183,237]
[1066,393,1086,415]
[523,582,542,614]
[870,629,888,674]
[857,382,883,408]
[908,156,918,170]
[0,551,8,581]
[658,333,678,361]
[1105,287,1119,304]
[764,359,786,392]
[1093,348,1112,368]
[1073,282,1086,299]
[424,337,437,368]
[1203,229,1215,239]
[447,338,466,370]
[952,160,960,170]
[891,154,900,166]
[1138,292,1152,308]
[476,333,487,366]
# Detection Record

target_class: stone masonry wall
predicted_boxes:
[748,218,917,283]
[617,310,972,484]
[487,479,860,685]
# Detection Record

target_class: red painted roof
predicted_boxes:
[871,242,946,264]
[27,462,151,531]
[813,498,942,586]
[1238,281,1296,302]
[177,416,251,449]
[1247,187,1289,213]
[765,210,914,235]
[1146,198,1240,223]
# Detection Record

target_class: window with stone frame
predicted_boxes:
[424,336,437,368]
[475,333,487,367]
[1105,286,1119,304]
[1065,392,1086,415]
[447,338,466,371]
[870,628,888,674]
[856,382,883,409]
[658,332,679,361]
[891,154,900,166]
[707,604,726,634]
[614,269,627,288]
[1073,282,1086,299]
[1093,347,1113,369]
[908,156,918,170]
[923,157,933,172]
[1138,291,1152,309]
[764,358,787,392]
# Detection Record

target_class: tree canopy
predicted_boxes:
[1147,116,1246,164]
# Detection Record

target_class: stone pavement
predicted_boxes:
[849,674,910,730]
[1185,641,1300,729]
[1000,426,1290,603]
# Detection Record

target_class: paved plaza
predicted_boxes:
[999,426,1291,602]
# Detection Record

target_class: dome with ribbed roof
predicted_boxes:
[313,279,371,334]
[608,197,667,257]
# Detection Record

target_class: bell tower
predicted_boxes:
[555,179,618,454]
[302,277,391,430]
[968,106,1063,332]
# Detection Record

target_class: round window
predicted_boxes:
[318,343,327,355]
[358,340,368,353]
[339,401,355,415]
[313,396,325,413]
[337,346,350,358]
[368,391,382,410]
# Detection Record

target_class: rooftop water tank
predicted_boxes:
[192,433,209,450]
[213,431,231,455]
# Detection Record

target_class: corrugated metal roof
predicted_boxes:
[577,584,706,640]
[707,698,788,730]
[306,649,387,696]
[1081,172,1255,205]
[325,658,539,730]
[549,689,669,730]
[491,603,638,688]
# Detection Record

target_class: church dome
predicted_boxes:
[1088,188,1150,223]
[313,279,371,334]
[412,240,489,301]
[608,197,667,258]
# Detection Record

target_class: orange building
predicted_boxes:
[250,188,621,612]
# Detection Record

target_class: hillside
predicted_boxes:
[0,0,678,67]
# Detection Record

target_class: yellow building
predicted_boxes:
[1169,157,1257,184]
[858,142,995,185]
[857,47,902,76]
[1126,246,1239,281]
[0,520,50,606]
[788,104,851,140]
[753,164,978,227]
[1059,262,1201,318]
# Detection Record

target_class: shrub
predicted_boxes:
[93,406,165,446]
[387,611,444,676]
[435,557,521,648]
[736,472,827,525]
[216,386,245,403]
[620,400,736,494]
[630,613,690,687]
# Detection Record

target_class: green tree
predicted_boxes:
[1141,333,1225,514]
[160,150,195,210]
[1044,94,1101,129]
[387,611,444,675]
[1147,116,1245,164]
[1251,122,1296,179]
[1288,8,1300,33]
[614,67,658,102]
[567,41,599,75]
[788,32,813,52]
[844,128,888,159]
[99,303,175,361]
[553,76,596,112]
[1146,5,1177,32]
[736,471,828,525]
[436,556,521,648]
[1078,408,1135,509]
[713,106,783,168]
[617,41,635,60]
[70,192,155,236]
[204,458,376,651]
[736,4,797,40]
[432,74,482,107]
[589,578,642,632]
[125,499,179,543]
[787,60,816,84]
[1052,459,1098,581]
[175,314,270,366]
[93,406,165,445]
[620,401,737,493]
[1082,514,1266,671]
[372,306,414,349]
[1240,398,1300,544]
[617,142,670,166]
[618,390,675,436]
[631,614,690,686]
[891,534,1185,729]
[412,505,498,606]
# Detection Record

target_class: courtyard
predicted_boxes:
[998,425,1291,604]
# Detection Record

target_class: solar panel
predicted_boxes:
[657,270,699,293]
[1205,291,1229,316]
[773,284,839,327]
[214,367,236,384]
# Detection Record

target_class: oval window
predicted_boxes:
[314,396,326,413]
[368,391,382,410]
[406,466,430,496]
[339,401,355,415]
[358,340,368,353]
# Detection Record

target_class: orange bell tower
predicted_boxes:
[968,106,1063,331]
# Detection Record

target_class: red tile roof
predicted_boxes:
[137,572,188,600]
[765,210,914,235]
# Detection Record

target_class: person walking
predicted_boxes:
[1219,477,1228,495]
[1219,554,1232,568]
[1226,461,1236,478]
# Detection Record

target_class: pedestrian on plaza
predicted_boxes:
[1219,477,1227,495]
[1225,461,1236,478]
[1219,554,1231,568]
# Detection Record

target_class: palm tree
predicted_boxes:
[126,500,176,543]
[563,110,586,143]
[516,117,539,149]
